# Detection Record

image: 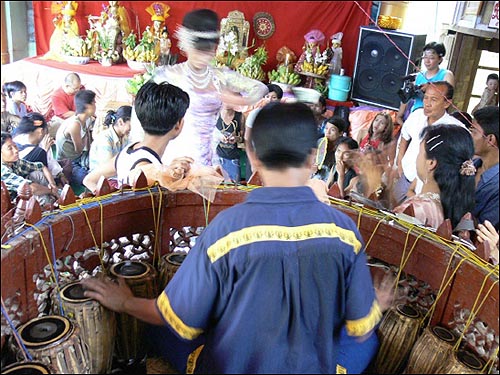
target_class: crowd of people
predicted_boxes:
[1,7,499,374]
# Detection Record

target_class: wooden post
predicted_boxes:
[1,1,10,64]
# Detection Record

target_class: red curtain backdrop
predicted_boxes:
[32,1,372,76]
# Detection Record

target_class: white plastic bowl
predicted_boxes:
[291,87,321,103]
[65,55,90,65]
[127,59,149,71]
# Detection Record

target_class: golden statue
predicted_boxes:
[44,1,80,61]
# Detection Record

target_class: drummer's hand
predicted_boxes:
[82,277,133,313]
[373,271,396,313]
[167,156,194,180]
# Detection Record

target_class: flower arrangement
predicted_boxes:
[215,30,245,69]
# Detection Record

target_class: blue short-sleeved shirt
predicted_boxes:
[473,159,499,229]
[155,186,382,373]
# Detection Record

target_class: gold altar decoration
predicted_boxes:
[45,1,81,61]
[216,10,250,69]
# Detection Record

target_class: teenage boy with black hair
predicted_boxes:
[82,80,192,193]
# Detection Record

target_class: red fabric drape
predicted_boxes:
[32,1,372,76]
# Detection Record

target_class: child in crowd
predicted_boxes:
[1,131,59,207]
[2,81,29,118]
[359,112,394,152]
[1,93,21,133]
[473,73,499,114]
[331,136,359,197]
[214,103,245,183]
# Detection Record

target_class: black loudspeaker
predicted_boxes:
[352,26,427,110]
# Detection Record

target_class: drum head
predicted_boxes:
[19,315,72,348]
[1,361,51,374]
[396,304,420,319]
[431,326,455,343]
[110,261,149,279]
[60,281,91,303]
[457,350,484,370]
[166,253,187,266]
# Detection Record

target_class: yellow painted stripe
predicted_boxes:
[156,292,204,340]
[207,223,362,263]
[345,300,382,337]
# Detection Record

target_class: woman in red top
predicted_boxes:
[359,112,393,152]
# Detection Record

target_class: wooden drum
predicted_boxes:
[1,361,53,374]
[373,304,422,374]
[58,280,116,374]
[404,325,456,374]
[15,315,90,374]
[436,349,486,374]
[109,260,157,363]
[158,252,187,291]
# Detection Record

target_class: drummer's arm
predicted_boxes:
[122,297,165,326]
[82,277,165,325]
[83,156,117,193]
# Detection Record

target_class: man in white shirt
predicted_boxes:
[394,81,466,205]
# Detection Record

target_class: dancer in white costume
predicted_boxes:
[130,9,267,166]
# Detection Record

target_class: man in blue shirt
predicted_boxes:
[470,106,499,230]
[82,102,390,373]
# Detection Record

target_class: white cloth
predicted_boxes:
[399,109,466,184]
[115,142,162,186]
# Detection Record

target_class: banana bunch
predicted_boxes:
[301,61,329,76]
[313,64,329,76]
[124,45,158,62]
[268,66,301,85]
[135,49,158,62]
[62,37,91,57]
[237,56,266,81]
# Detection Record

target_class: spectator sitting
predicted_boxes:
[472,73,499,114]
[2,80,29,118]
[48,73,84,138]
[470,106,499,230]
[51,73,84,121]
[55,89,96,187]
[359,111,394,153]
[1,131,59,207]
[1,92,21,133]
[12,112,68,187]
[331,136,359,196]
[88,106,132,187]
[394,124,476,230]
[311,115,348,186]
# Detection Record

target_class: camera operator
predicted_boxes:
[395,42,455,126]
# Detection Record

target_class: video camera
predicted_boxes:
[397,73,424,104]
